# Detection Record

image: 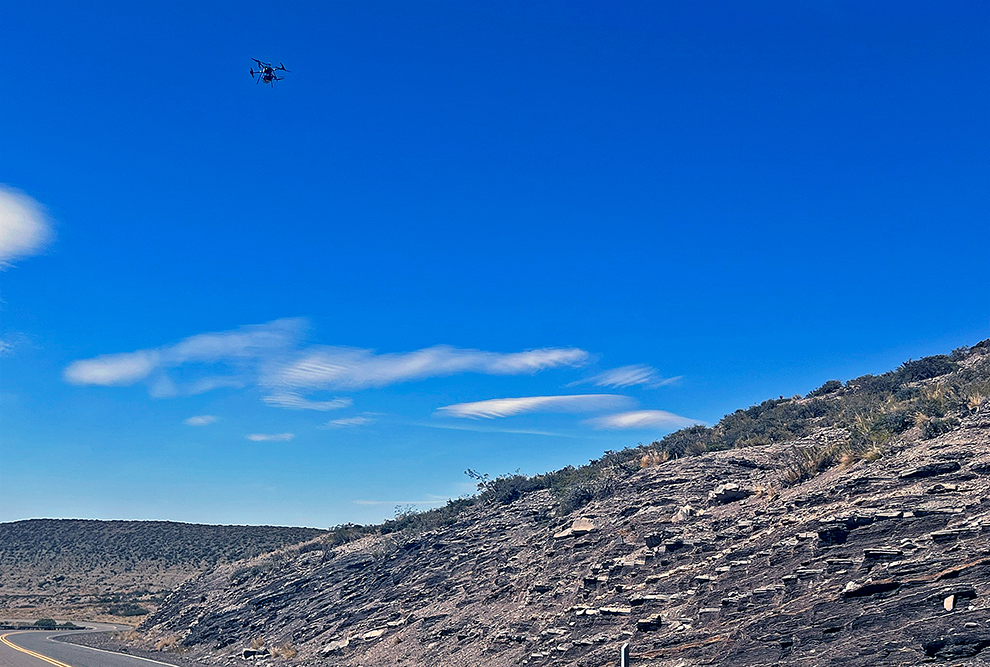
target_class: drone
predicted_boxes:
[250,59,289,86]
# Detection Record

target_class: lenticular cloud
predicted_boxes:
[435,394,633,419]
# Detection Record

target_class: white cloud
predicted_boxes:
[269,345,588,391]
[324,416,373,428]
[64,350,162,386]
[184,415,218,426]
[0,339,12,356]
[584,410,702,430]
[412,421,580,438]
[246,433,295,442]
[64,318,305,390]
[0,186,53,269]
[571,364,682,389]
[435,394,633,419]
[65,319,590,411]
[263,391,353,411]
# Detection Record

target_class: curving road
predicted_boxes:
[0,625,176,667]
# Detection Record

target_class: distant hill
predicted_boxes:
[0,519,324,619]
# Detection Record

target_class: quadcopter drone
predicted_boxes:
[250,59,289,86]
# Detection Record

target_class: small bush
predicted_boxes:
[807,380,842,398]
[779,443,848,486]
[640,449,671,468]
[272,644,297,660]
[922,417,960,440]
[895,355,957,383]
[108,603,149,616]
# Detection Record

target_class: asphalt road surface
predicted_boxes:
[0,626,175,667]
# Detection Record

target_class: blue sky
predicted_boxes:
[1,1,987,528]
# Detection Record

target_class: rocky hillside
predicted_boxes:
[0,520,324,618]
[131,342,990,666]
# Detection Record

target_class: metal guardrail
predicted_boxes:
[0,624,84,631]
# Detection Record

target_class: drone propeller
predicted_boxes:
[277,62,290,72]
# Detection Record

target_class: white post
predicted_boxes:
[620,642,631,667]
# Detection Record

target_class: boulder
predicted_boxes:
[672,505,700,523]
[553,517,597,539]
[899,461,961,479]
[708,483,753,504]
[319,639,350,655]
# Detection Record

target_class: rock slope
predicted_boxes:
[138,407,990,666]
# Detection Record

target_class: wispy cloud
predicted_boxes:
[64,319,590,412]
[0,186,54,269]
[411,421,581,438]
[268,345,588,391]
[570,364,682,389]
[64,318,304,391]
[263,391,353,411]
[435,394,633,419]
[184,415,217,426]
[246,433,295,442]
[584,410,702,430]
[323,416,373,428]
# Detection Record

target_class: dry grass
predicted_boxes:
[752,484,779,501]
[780,441,853,486]
[640,449,671,468]
[860,444,885,462]
[154,634,180,651]
[250,637,266,650]
[272,643,297,660]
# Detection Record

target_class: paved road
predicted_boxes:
[0,626,176,667]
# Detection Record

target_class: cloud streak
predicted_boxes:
[64,318,305,391]
[246,433,295,442]
[184,415,217,426]
[435,394,633,419]
[0,186,54,269]
[269,345,588,391]
[584,410,702,430]
[263,392,353,411]
[324,416,373,428]
[571,364,682,389]
[64,319,590,412]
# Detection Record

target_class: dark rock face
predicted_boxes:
[137,410,990,667]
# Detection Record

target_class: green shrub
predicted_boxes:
[922,417,960,440]
[894,355,957,383]
[807,380,842,398]
[108,603,149,616]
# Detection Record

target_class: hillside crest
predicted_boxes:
[124,341,990,666]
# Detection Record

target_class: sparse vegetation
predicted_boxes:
[186,342,990,555]
[107,602,150,616]
[272,643,297,659]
